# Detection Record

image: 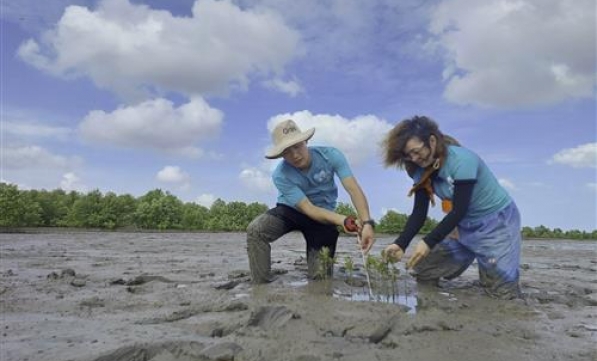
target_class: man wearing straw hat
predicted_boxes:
[246,119,376,283]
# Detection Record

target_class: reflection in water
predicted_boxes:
[332,275,419,314]
[286,272,419,314]
[335,289,419,314]
[288,279,309,288]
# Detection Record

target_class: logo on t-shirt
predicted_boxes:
[446,176,455,193]
[314,169,332,183]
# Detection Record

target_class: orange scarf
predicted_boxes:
[407,156,443,207]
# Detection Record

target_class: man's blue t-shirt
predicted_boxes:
[412,145,511,220]
[272,146,353,211]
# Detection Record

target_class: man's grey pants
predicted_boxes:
[246,204,339,283]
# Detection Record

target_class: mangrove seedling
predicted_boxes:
[316,246,336,280]
[343,255,356,299]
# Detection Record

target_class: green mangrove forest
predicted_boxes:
[1,183,595,240]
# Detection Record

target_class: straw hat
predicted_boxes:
[265,119,315,159]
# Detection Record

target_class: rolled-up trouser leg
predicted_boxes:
[246,212,290,284]
[303,224,339,280]
[413,238,475,283]
[306,248,334,280]
[247,203,339,281]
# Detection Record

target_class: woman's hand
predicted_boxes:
[406,240,430,269]
[383,244,404,263]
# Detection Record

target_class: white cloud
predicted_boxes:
[195,193,217,208]
[429,0,595,107]
[60,172,87,192]
[156,166,188,183]
[156,165,191,190]
[3,120,72,140]
[267,110,393,165]
[550,143,597,168]
[498,178,517,191]
[78,97,223,157]
[587,183,597,192]
[1,145,82,170]
[17,0,301,99]
[263,77,303,97]
[239,166,275,194]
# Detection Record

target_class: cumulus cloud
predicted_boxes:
[267,110,392,164]
[428,0,595,107]
[239,166,275,194]
[60,172,87,192]
[1,145,82,170]
[195,193,217,208]
[78,97,222,157]
[550,143,597,168]
[156,166,190,190]
[17,0,301,99]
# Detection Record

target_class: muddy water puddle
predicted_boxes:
[335,288,419,311]
[283,271,473,315]
[284,270,420,312]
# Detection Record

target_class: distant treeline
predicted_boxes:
[1,183,595,239]
[371,208,596,240]
[0,183,266,231]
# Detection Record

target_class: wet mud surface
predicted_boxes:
[0,231,596,361]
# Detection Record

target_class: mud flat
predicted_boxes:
[0,231,596,361]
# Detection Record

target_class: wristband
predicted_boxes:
[362,219,376,229]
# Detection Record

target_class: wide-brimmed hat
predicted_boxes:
[265,119,315,159]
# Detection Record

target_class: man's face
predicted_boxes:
[282,141,310,170]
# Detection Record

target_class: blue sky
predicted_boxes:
[1,0,595,231]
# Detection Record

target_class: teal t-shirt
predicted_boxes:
[272,146,353,211]
[413,145,511,221]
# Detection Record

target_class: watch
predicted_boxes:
[362,219,376,229]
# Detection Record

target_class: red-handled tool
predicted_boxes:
[344,215,359,233]
[344,216,373,298]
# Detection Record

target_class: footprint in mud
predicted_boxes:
[247,305,299,329]
[528,289,597,307]
[91,340,242,361]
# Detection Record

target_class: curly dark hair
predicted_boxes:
[382,115,460,175]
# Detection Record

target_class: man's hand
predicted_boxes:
[406,240,430,269]
[383,244,404,263]
[359,225,375,253]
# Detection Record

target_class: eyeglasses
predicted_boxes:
[402,143,427,160]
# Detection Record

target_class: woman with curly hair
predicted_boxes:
[382,115,522,299]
